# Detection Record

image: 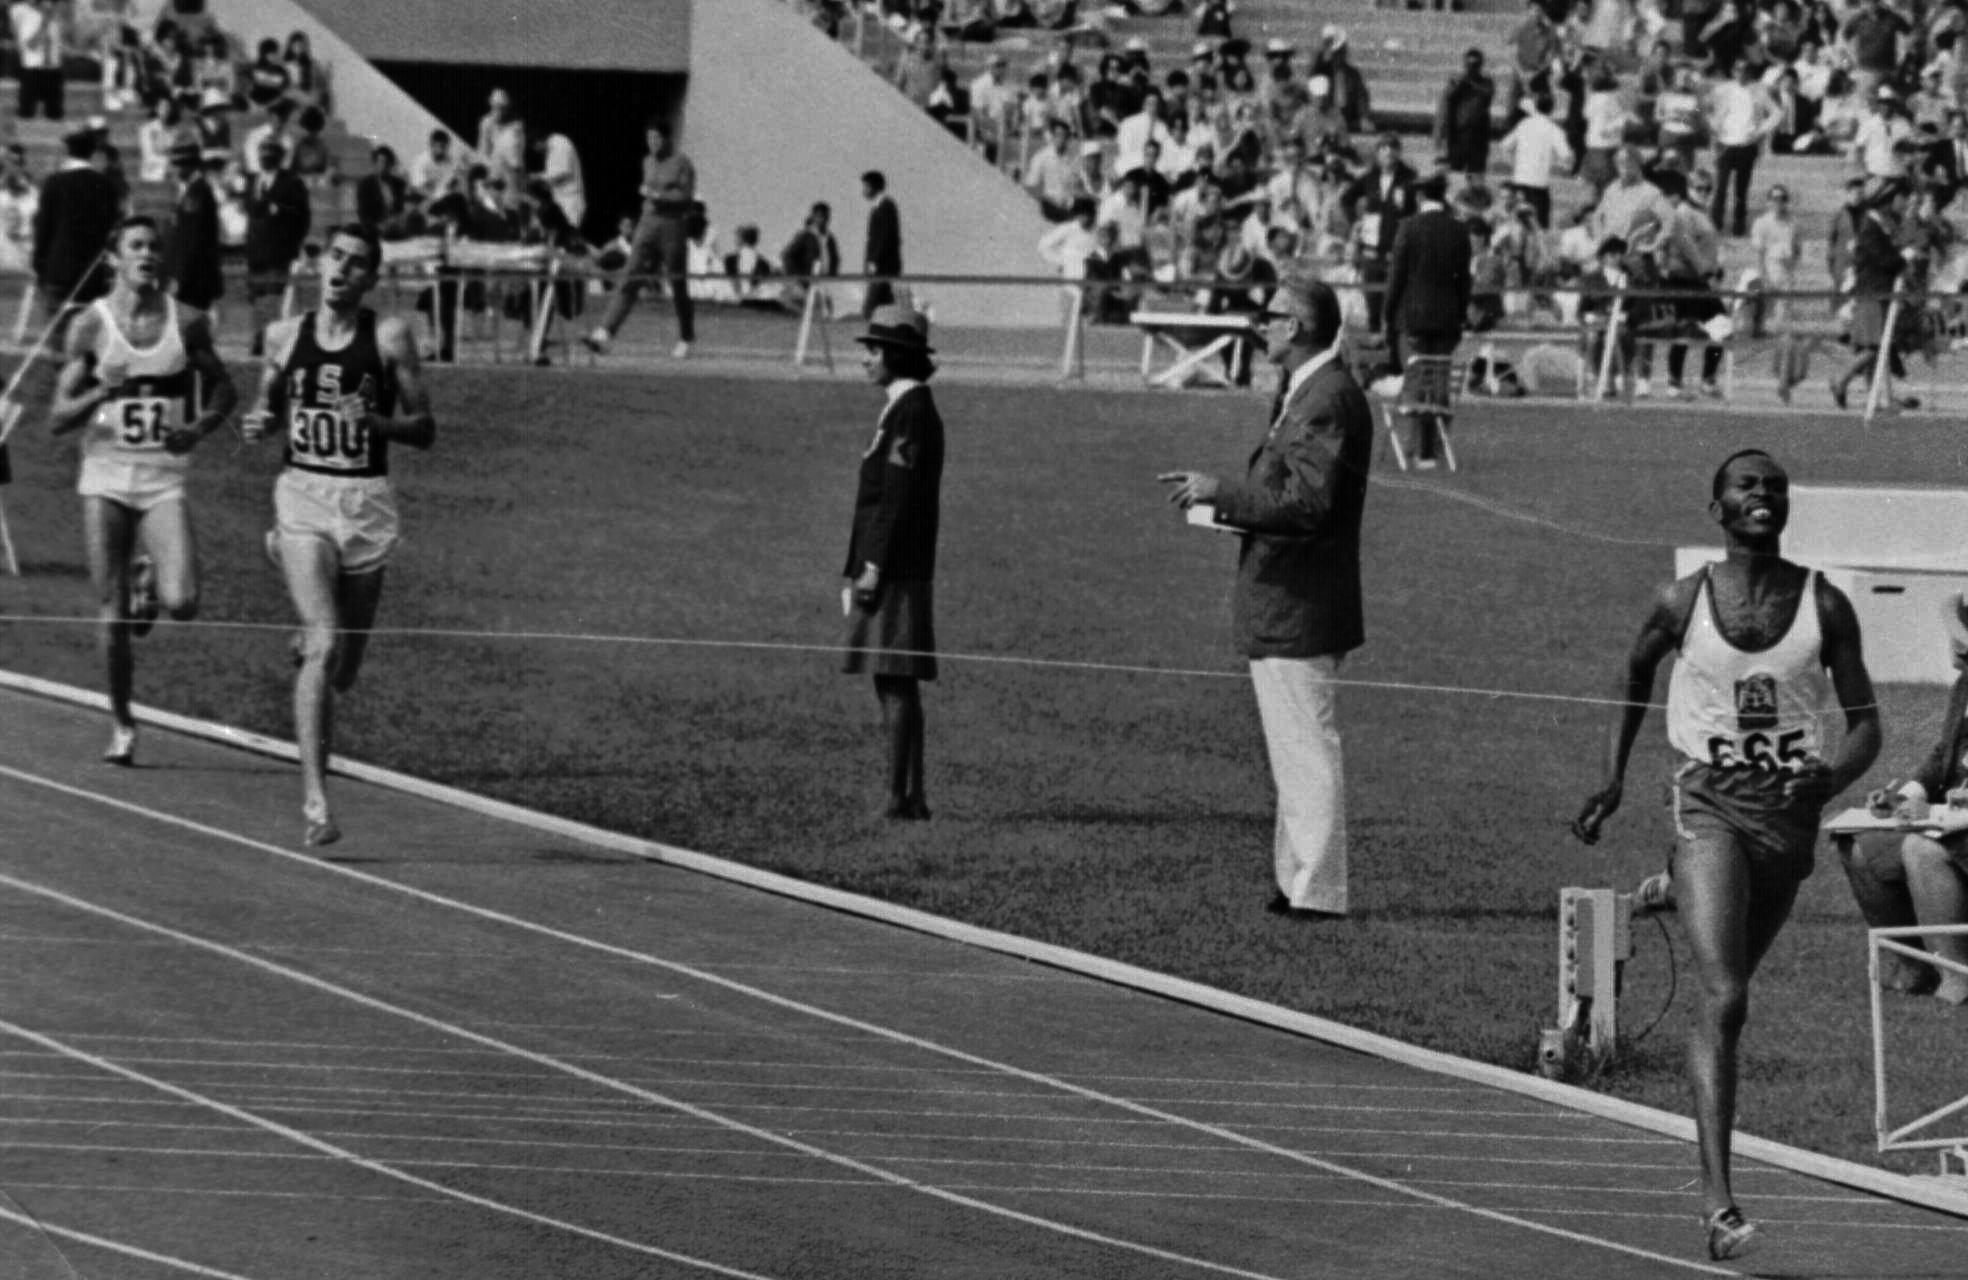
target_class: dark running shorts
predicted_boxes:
[1671,760,1822,886]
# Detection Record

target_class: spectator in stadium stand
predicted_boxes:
[1382,172,1469,468]
[1038,194,1098,278]
[1830,177,1917,410]
[409,129,461,204]
[477,88,527,194]
[1842,0,1909,103]
[1264,136,1318,229]
[31,126,118,328]
[1926,110,1968,202]
[162,137,222,313]
[1578,63,1626,196]
[893,26,941,111]
[1158,275,1371,920]
[1435,49,1496,181]
[1263,42,1310,136]
[1577,235,1637,392]
[244,37,290,109]
[1853,85,1916,179]
[780,201,841,311]
[1196,0,1233,39]
[1310,27,1371,133]
[861,169,904,318]
[1496,91,1572,228]
[583,117,696,359]
[1024,119,1082,220]
[1749,184,1802,393]
[243,136,310,350]
[11,0,66,120]
[1287,75,1350,159]
[969,53,1015,164]
[1217,41,1256,94]
[241,99,296,178]
[1114,87,1171,177]
[1707,57,1779,237]
[355,145,413,240]
[288,104,336,184]
[534,126,586,234]
[1767,67,1819,156]
[138,98,180,184]
[1096,166,1149,254]
[1656,168,1727,399]
[840,302,944,823]
[945,0,997,41]
[281,30,324,107]
[1341,134,1416,333]
[1826,173,1866,295]
[1507,0,1560,129]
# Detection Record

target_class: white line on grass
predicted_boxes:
[0,1201,266,1279]
[0,1016,794,1280]
[0,769,1740,1276]
[0,873,1311,1280]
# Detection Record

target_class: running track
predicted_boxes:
[2,686,1964,1280]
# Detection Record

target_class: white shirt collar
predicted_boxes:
[1280,342,1342,411]
[883,377,922,408]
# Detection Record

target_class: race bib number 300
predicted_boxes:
[288,407,368,468]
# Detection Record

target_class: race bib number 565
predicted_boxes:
[1707,728,1814,773]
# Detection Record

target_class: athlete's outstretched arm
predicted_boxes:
[371,315,434,450]
[1787,576,1882,807]
[166,312,239,453]
[1572,580,1690,844]
[48,309,111,436]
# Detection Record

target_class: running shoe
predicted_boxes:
[128,555,158,637]
[672,340,692,359]
[303,802,341,849]
[103,723,137,767]
[1704,1206,1760,1261]
[1633,869,1675,916]
[581,328,609,356]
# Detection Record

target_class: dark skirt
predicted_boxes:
[842,580,937,680]
[1849,295,1889,351]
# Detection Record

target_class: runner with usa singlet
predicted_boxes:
[1572,449,1879,1262]
[244,222,436,848]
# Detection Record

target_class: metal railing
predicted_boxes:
[1869,924,1968,1173]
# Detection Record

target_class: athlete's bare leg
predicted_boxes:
[81,496,139,739]
[330,566,386,694]
[135,496,200,622]
[1674,834,1802,1219]
[278,532,344,844]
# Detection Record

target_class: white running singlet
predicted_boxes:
[81,296,192,474]
[1666,568,1842,774]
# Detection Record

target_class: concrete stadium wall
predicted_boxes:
[208,0,455,161]
[688,0,1055,329]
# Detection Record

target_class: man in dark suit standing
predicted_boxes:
[861,169,903,318]
[1383,173,1472,468]
[1160,275,1373,918]
[1341,134,1416,333]
[244,135,311,351]
[31,125,119,335]
[162,138,222,313]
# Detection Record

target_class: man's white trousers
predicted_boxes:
[1250,654,1348,914]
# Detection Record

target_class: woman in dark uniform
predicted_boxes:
[842,304,944,820]
[1831,178,1915,411]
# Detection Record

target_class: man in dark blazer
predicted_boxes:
[162,138,223,313]
[31,125,120,331]
[1383,172,1472,467]
[861,169,903,318]
[1160,275,1373,918]
[243,135,311,351]
[1340,134,1416,333]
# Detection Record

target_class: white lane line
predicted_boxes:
[0,1202,265,1279]
[0,1041,1490,1091]
[0,769,1737,1276]
[0,1019,790,1280]
[5,1181,448,1205]
[0,1064,1568,1115]
[0,875,1303,1280]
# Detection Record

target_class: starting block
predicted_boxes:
[1539,887,1635,1079]
[1131,310,1259,390]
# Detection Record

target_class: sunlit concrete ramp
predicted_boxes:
[1,680,1963,1279]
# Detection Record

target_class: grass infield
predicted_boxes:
[2,365,1963,1170]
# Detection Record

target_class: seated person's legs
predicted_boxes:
[1841,833,1934,992]
[1902,834,1968,1003]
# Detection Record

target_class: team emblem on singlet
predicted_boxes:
[1734,675,1779,731]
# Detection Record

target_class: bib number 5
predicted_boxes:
[1707,728,1812,772]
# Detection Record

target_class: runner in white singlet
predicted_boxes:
[1571,450,1879,1263]
[49,216,238,765]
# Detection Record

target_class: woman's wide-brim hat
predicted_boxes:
[857,303,935,354]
